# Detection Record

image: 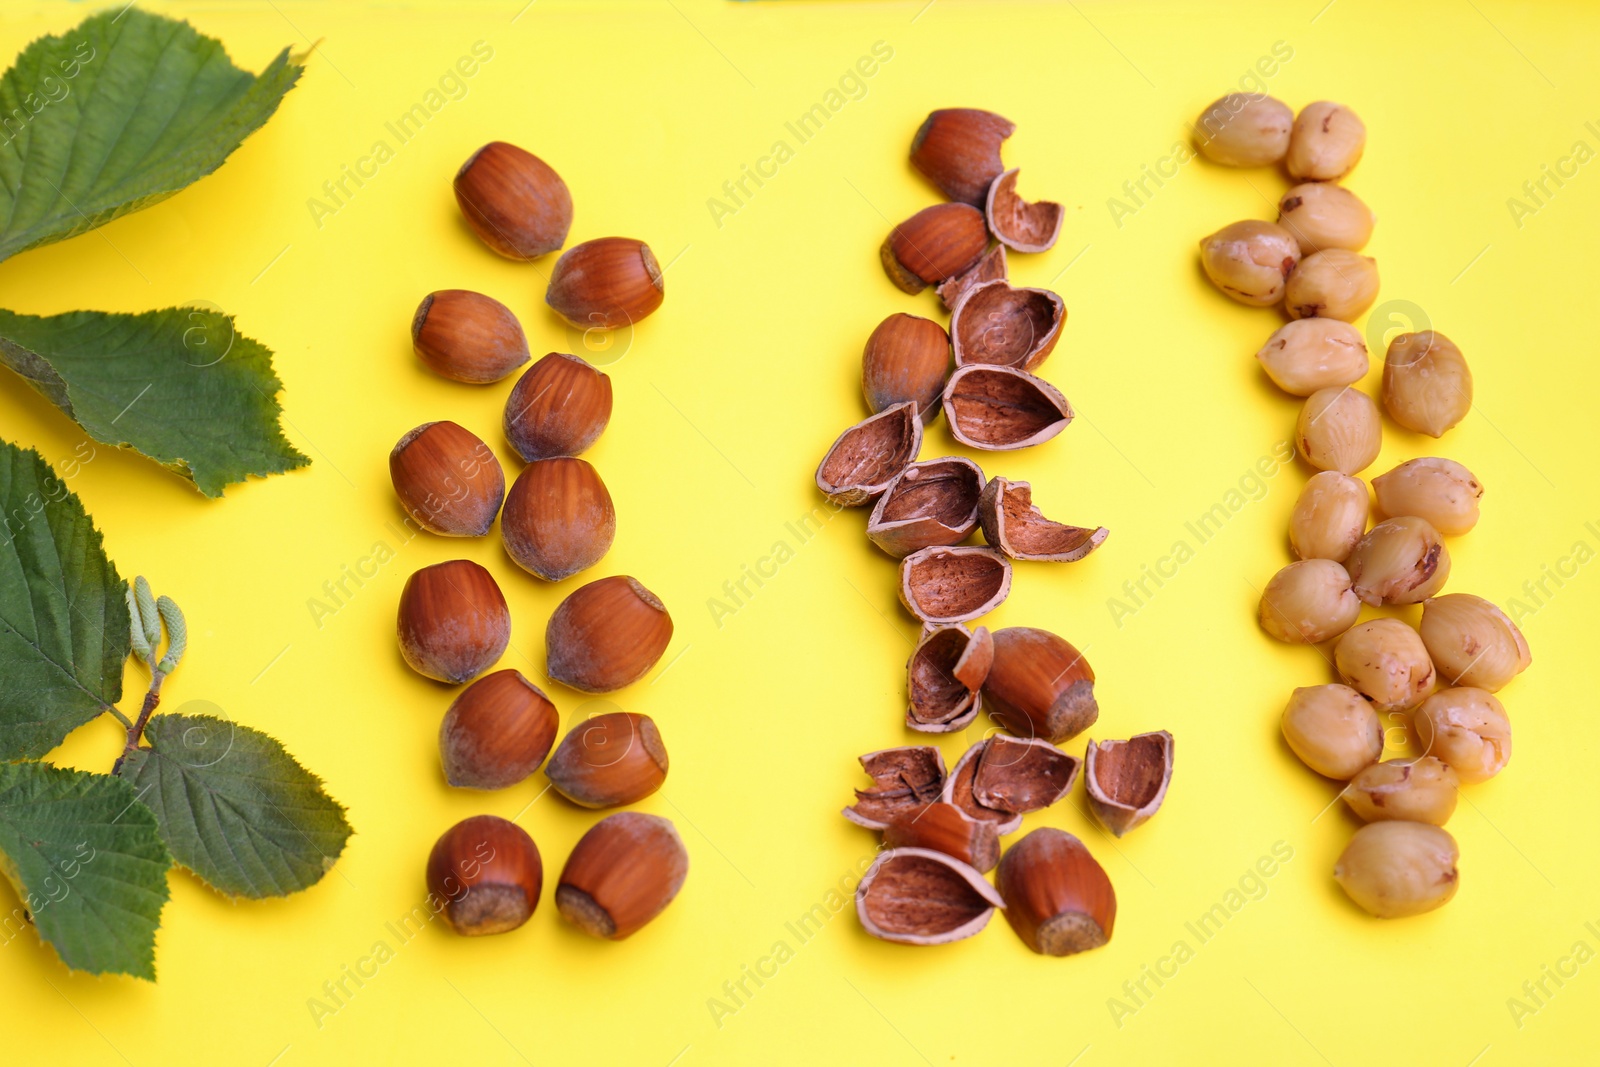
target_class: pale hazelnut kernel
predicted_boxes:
[1296,387,1381,475]
[1334,821,1458,919]
[1412,687,1511,784]
[1278,182,1376,254]
[1194,93,1294,167]
[1259,560,1361,644]
[1346,517,1451,606]
[1382,331,1472,438]
[1286,101,1366,182]
[1281,684,1383,779]
[1334,618,1435,711]
[1289,471,1368,562]
[1256,318,1369,396]
[1419,594,1531,692]
[1371,458,1482,536]
[1286,249,1380,322]
[1199,221,1301,306]
[1343,757,1459,826]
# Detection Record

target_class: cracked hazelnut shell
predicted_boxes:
[390,421,506,537]
[557,812,688,940]
[880,203,988,294]
[545,711,669,808]
[883,803,1001,873]
[454,141,572,260]
[982,627,1098,744]
[910,108,1014,205]
[1085,731,1174,836]
[943,365,1073,451]
[815,402,923,507]
[906,623,992,733]
[942,740,1022,835]
[412,289,530,384]
[938,243,1007,311]
[843,746,946,830]
[439,669,559,790]
[951,280,1065,371]
[898,545,1012,624]
[978,476,1108,563]
[545,575,673,692]
[985,168,1063,252]
[868,457,984,559]
[547,237,664,329]
[503,352,613,462]
[861,313,951,424]
[972,735,1081,815]
[397,560,511,684]
[427,815,542,936]
[855,847,1004,946]
[996,828,1115,956]
[501,457,615,581]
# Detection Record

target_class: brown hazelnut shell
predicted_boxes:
[545,575,673,692]
[880,203,988,294]
[910,108,1016,206]
[982,627,1097,744]
[842,746,946,830]
[861,313,951,424]
[867,457,985,559]
[1084,730,1174,837]
[906,623,993,732]
[972,735,1082,815]
[439,669,559,790]
[390,421,506,537]
[855,847,1004,946]
[995,828,1115,956]
[501,457,616,581]
[883,803,1001,874]
[897,545,1012,625]
[937,243,1008,311]
[978,476,1108,563]
[941,740,1023,835]
[503,352,613,462]
[943,365,1073,451]
[815,402,923,507]
[985,168,1063,253]
[557,812,688,940]
[951,280,1065,371]
[426,815,542,936]
[545,712,668,808]
[397,560,510,684]
[454,141,572,260]
[412,290,530,383]
[546,237,664,329]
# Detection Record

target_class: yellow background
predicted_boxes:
[1,1,1596,1063]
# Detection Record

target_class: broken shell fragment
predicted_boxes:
[978,476,1108,563]
[842,746,947,830]
[943,365,1073,451]
[942,740,1023,835]
[937,244,1008,311]
[985,168,1063,253]
[972,735,1081,815]
[861,313,951,424]
[815,402,923,507]
[950,280,1065,371]
[883,802,1001,873]
[906,624,993,733]
[898,546,1012,624]
[880,203,989,294]
[867,457,985,559]
[995,828,1115,956]
[1084,731,1174,836]
[981,627,1098,744]
[855,847,1004,946]
[910,108,1015,206]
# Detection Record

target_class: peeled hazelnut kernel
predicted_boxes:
[397,560,511,684]
[1289,471,1368,563]
[1412,687,1512,784]
[843,746,947,829]
[545,712,668,808]
[1258,559,1361,644]
[905,623,991,732]
[883,803,1000,873]
[861,314,951,424]
[1286,249,1380,322]
[1277,182,1375,254]
[910,108,1015,206]
[982,627,1097,744]
[937,244,1007,311]
[1334,821,1457,919]
[978,476,1107,563]
[412,290,530,383]
[898,545,1011,624]
[1280,684,1383,779]
[1194,93,1293,167]
[950,280,1065,371]
[1286,101,1366,182]
[454,141,572,260]
[1344,758,1459,826]
[557,812,688,940]
[546,237,664,329]
[869,458,984,560]
[1382,331,1472,438]
[942,364,1073,451]
[501,458,616,581]
[985,168,1063,253]
[545,576,673,692]
[390,421,506,537]
[1198,220,1301,306]
[1346,517,1451,606]
[1420,594,1531,691]
[881,203,989,294]
[995,828,1115,956]
[1371,458,1482,536]
[426,815,542,936]
[1084,731,1174,837]
[1335,618,1436,711]
[1296,386,1382,475]
[856,848,1004,946]
[1256,318,1370,397]
[815,402,924,507]
[503,353,613,462]
[439,670,559,790]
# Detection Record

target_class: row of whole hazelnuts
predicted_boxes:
[1194,94,1532,918]
[818,108,1177,955]
[397,140,683,940]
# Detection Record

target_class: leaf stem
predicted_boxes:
[113,669,167,773]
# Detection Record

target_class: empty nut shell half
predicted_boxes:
[545,711,669,808]
[1382,331,1472,438]
[995,828,1115,956]
[880,203,989,294]
[972,735,1081,815]
[883,803,1001,873]
[938,244,1007,311]
[868,457,984,559]
[861,313,951,424]
[454,141,572,260]
[557,812,688,940]
[390,421,506,537]
[546,237,664,329]
[978,476,1108,563]
[503,352,613,462]
[943,365,1073,451]
[1419,593,1530,692]
[545,575,673,692]
[815,402,924,507]
[981,627,1098,744]
[1084,731,1174,836]
[439,669,559,790]
[412,290,530,384]
[985,168,1063,252]
[951,280,1065,371]
[501,458,616,581]
[906,623,993,732]
[397,560,511,684]
[1346,517,1451,606]
[942,740,1022,835]
[842,746,947,830]
[898,546,1012,624]
[855,847,1004,946]
[910,108,1015,206]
